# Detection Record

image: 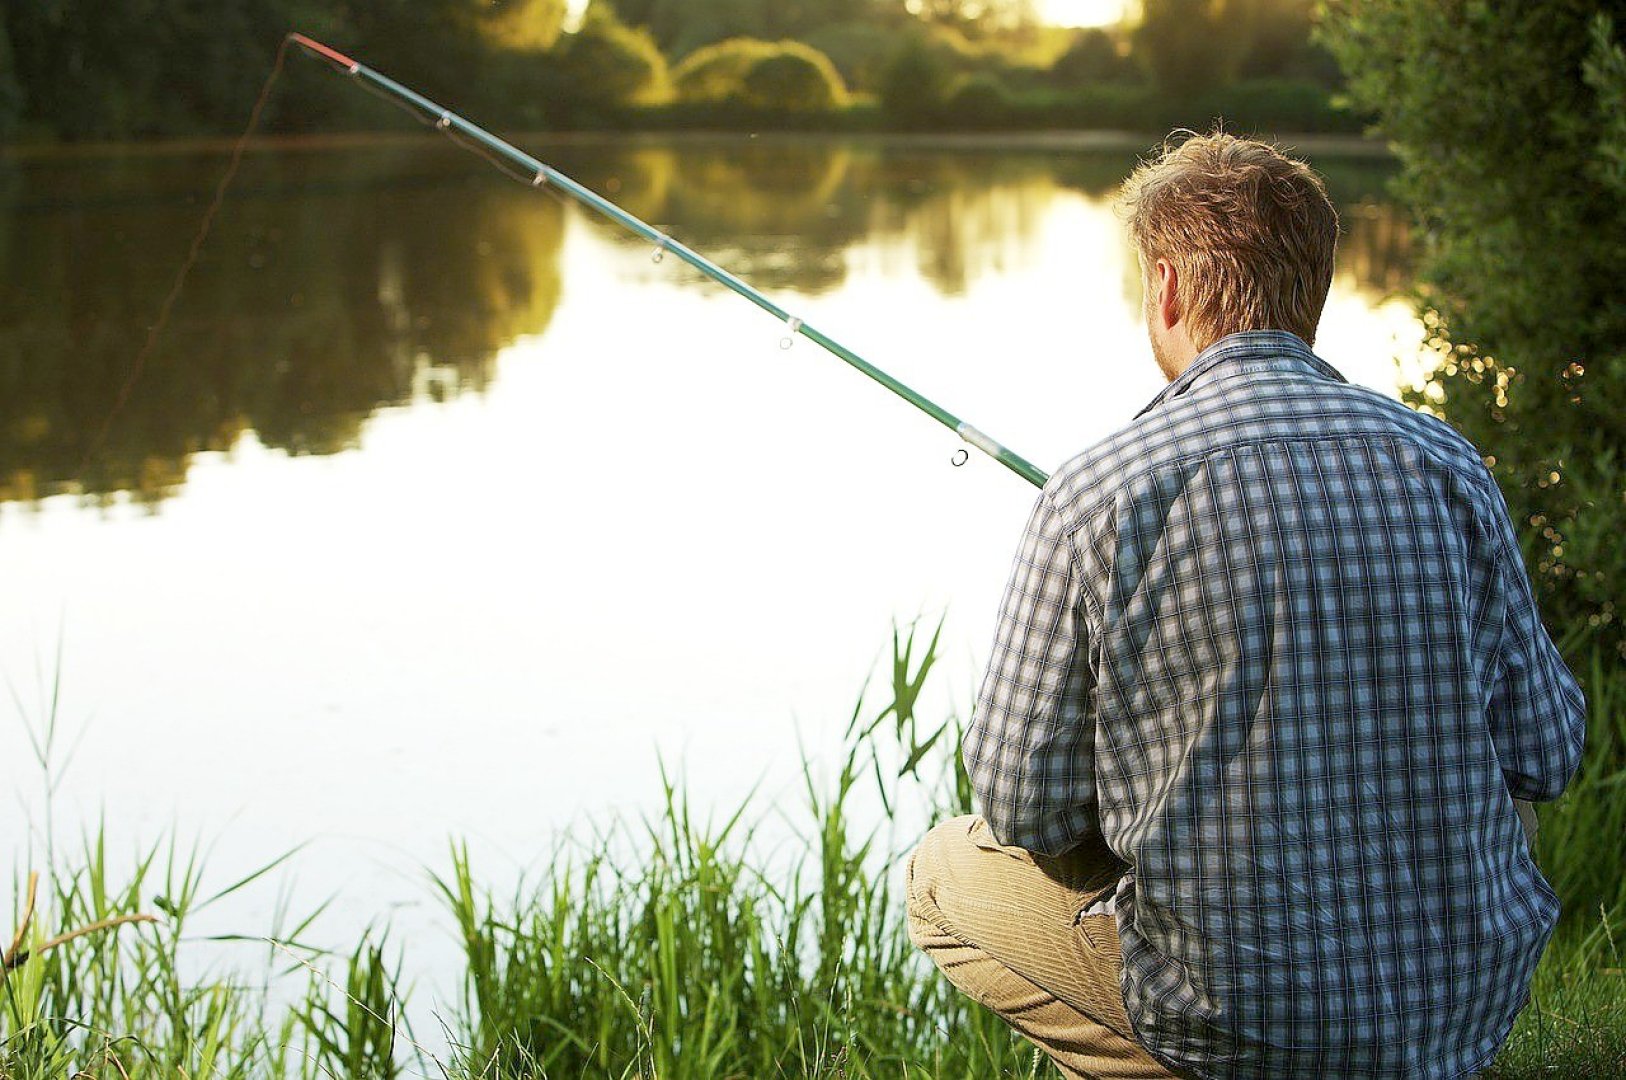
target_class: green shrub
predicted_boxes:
[0,20,19,143]
[474,0,566,52]
[553,8,669,108]
[741,43,848,111]
[879,38,954,126]
[943,72,1014,128]
[1048,27,1135,88]
[1133,0,1246,98]
[671,38,847,112]
[803,20,912,94]
[670,37,778,104]
[1199,77,1363,134]
[1323,4,1626,661]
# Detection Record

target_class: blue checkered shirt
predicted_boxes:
[965,331,1587,1077]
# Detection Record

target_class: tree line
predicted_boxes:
[0,0,1344,141]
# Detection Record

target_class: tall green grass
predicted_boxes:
[4,625,1623,1078]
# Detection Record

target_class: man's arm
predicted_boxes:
[1483,484,1587,803]
[963,490,1099,856]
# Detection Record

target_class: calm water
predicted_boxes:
[0,134,1421,1003]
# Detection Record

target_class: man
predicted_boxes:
[906,133,1587,1078]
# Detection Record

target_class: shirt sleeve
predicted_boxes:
[1482,486,1587,803]
[963,488,1099,855]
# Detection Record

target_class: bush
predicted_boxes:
[1133,0,1245,98]
[741,43,848,111]
[553,8,669,109]
[1199,77,1364,134]
[879,38,955,126]
[804,20,912,94]
[1323,4,1626,661]
[0,20,19,143]
[671,38,847,112]
[943,73,1013,128]
[671,37,778,104]
[1049,27,1134,88]
[474,0,566,52]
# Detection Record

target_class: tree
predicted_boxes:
[475,0,567,51]
[671,37,780,102]
[904,0,1036,36]
[741,43,848,109]
[1228,0,1317,79]
[1132,0,1246,98]
[1322,4,1626,661]
[553,7,669,108]
[943,71,1012,126]
[608,0,881,45]
[670,38,847,109]
[0,19,21,142]
[1049,27,1133,87]
[879,37,954,125]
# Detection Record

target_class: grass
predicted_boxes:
[3,624,1623,1078]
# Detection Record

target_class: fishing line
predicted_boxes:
[78,36,295,480]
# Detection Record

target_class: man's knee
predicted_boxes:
[906,814,980,945]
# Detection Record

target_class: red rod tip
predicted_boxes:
[288,33,359,72]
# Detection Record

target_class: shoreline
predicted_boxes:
[1,128,1392,162]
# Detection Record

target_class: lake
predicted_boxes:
[0,133,1423,1008]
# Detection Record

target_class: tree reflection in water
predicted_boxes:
[0,137,1408,511]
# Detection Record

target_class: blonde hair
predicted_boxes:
[1119,132,1339,349]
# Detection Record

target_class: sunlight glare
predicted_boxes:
[1041,0,1131,27]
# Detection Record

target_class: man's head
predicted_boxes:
[1118,132,1340,380]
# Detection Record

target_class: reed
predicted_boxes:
[3,623,1622,1078]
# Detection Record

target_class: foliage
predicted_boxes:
[879,38,956,125]
[1133,0,1243,98]
[944,72,1016,128]
[671,38,847,110]
[908,0,1037,37]
[1322,3,1626,661]
[0,20,20,143]
[1228,0,1337,83]
[0,0,1353,137]
[671,37,780,103]
[804,19,918,93]
[473,0,567,53]
[552,8,671,109]
[742,43,850,110]
[1131,0,1333,98]
[605,0,878,59]
[1048,27,1136,87]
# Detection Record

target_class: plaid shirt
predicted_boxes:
[966,331,1586,1077]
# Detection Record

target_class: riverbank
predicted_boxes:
[0,127,1392,164]
[4,630,1622,1078]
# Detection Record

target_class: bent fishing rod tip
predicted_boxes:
[287,33,361,76]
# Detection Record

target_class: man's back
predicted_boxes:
[965,330,1586,1076]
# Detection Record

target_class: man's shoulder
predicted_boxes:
[1043,369,1492,529]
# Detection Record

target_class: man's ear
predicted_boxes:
[1155,258,1181,331]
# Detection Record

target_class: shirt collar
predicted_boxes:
[1134,330,1347,419]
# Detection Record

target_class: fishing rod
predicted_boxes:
[285,32,1049,489]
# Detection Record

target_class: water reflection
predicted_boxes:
[0,146,565,506]
[0,137,1409,511]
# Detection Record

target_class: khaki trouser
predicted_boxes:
[905,815,1181,1079]
[907,807,1539,1079]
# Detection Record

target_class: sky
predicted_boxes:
[561,1,1132,30]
